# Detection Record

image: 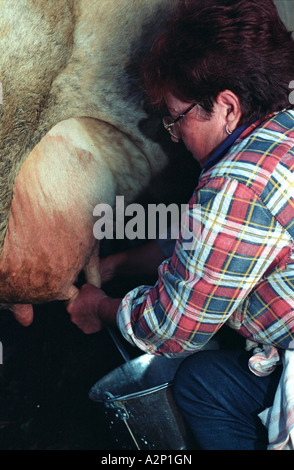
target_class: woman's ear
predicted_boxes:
[216,90,242,132]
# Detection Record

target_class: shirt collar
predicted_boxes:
[203,121,253,173]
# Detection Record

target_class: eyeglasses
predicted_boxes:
[162,103,197,141]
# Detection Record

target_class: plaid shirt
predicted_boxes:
[117,110,294,356]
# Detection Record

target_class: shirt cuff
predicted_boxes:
[116,285,156,354]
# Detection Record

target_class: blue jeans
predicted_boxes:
[173,349,282,450]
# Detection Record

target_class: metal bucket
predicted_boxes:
[89,354,191,450]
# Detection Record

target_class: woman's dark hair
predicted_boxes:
[142,0,294,123]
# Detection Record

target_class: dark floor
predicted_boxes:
[0,304,115,449]
[0,273,147,451]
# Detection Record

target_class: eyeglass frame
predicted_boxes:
[162,103,197,140]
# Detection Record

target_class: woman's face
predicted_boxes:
[164,93,235,167]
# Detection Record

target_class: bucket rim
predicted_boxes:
[89,354,185,404]
[101,380,172,404]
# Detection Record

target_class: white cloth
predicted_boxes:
[247,341,294,450]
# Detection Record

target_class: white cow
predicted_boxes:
[0,0,292,325]
[0,0,192,325]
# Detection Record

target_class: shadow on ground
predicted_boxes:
[0,290,142,450]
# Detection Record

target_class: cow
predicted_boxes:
[0,0,292,327]
[0,0,193,326]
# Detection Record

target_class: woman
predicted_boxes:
[67,0,294,449]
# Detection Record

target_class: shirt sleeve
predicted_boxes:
[117,177,290,356]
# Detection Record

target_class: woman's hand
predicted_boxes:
[99,241,164,284]
[99,252,126,284]
[66,283,121,334]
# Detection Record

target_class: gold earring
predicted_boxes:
[226,124,233,135]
